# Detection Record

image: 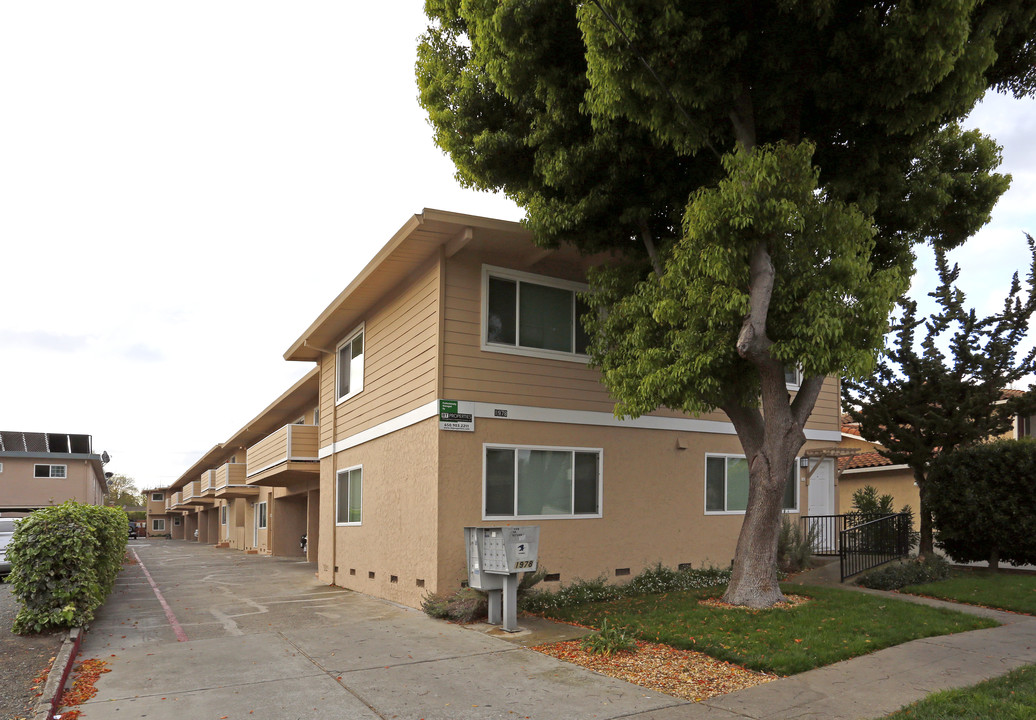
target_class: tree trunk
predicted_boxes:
[989,548,1000,572]
[722,370,822,608]
[916,474,934,557]
[722,448,793,607]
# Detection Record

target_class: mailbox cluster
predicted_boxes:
[465,526,539,632]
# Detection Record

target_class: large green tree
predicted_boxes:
[417,0,1034,606]
[843,236,1036,556]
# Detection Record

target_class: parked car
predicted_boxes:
[0,517,17,576]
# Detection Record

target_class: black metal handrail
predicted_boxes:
[801,513,889,556]
[839,513,911,581]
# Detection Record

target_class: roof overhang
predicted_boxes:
[283,209,536,362]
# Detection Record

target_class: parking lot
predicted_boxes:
[71,540,681,720]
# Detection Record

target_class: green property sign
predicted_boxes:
[439,399,474,432]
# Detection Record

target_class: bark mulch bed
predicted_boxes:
[529,639,777,702]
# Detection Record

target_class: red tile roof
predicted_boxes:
[839,451,898,471]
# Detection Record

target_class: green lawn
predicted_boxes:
[885,663,1036,719]
[900,571,1036,615]
[539,584,996,676]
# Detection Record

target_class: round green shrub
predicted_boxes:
[6,502,128,633]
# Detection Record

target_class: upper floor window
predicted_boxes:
[34,464,67,478]
[705,454,797,514]
[784,366,802,389]
[152,492,164,502]
[483,266,590,362]
[336,325,365,403]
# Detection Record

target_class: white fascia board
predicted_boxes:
[319,399,841,457]
[841,464,911,474]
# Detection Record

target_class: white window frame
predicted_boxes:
[704,453,798,515]
[0,463,3,472]
[784,366,803,390]
[151,492,164,502]
[152,518,166,532]
[173,518,181,526]
[481,265,590,363]
[482,443,603,521]
[335,465,363,526]
[335,324,365,404]
[220,504,228,525]
[256,501,268,529]
[34,464,67,478]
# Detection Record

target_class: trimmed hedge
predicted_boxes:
[6,502,128,633]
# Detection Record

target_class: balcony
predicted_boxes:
[183,479,214,506]
[246,424,319,488]
[169,491,183,510]
[213,462,257,499]
[200,470,217,497]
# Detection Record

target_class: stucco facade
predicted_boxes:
[0,431,107,513]
[288,210,843,609]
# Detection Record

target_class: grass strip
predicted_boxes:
[884,663,1036,719]
[901,571,1036,615]
[540,584,996,676]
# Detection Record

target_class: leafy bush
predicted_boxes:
[521,564,731,613]
[777,516,816,573]
[422,568,549,622]
[855,555,950,591]
[421,587,488,622]
[580,619,637,655]
[927,438,1036,569]
[7,502,128,633]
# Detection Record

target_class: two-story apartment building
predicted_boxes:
[282,209,843,609]
[154,368,320,559]
[0,431,107,514]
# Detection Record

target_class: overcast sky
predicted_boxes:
[2,3,1033,489]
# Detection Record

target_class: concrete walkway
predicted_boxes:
[65,544,1036,720]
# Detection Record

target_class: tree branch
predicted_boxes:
[639,220,663,277]
[736,241,775,362]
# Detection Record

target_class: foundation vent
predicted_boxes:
[614,568,630,577]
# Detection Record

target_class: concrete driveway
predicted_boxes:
[74,540,681,720]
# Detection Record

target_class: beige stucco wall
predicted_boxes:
[434,418,831,598]
[0,457,105,508]
[318,418,440,608]
[838,467,920,524]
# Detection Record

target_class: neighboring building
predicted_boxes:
[143,488,173,537]
[0,431,108,515]
[838,389,1034,522]
[279,209,843,609]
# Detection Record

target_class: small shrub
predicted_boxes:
[520,564,731,613]
[777,517,816,573]
[7,502,128,633]
[580,619,637,655]
[420,587,488,622]
[855,555,950,591]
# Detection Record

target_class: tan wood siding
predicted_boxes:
[331,257,441,443]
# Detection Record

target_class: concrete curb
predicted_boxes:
[32,626,83,720]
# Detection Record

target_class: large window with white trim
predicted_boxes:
[705,455,797,514]
[484,445,601,519]
[336,326,364,403]
[152,518,166,532]
[34,464,67,478]
[336,466,362,525]
[483,266,590,361]
[151,492,164,501]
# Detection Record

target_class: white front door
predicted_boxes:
[807,458,835,516]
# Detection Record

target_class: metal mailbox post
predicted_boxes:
[464,526,539,632]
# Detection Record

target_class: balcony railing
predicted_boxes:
[200,470,217,494]
[246,424,319,478]
[214,462,247,489]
